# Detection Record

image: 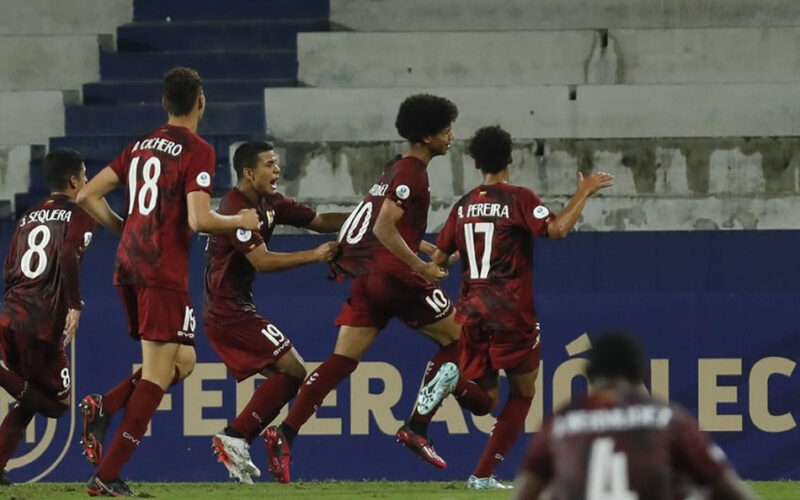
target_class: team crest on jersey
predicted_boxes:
[396,184,411,200]
[236,229,252,242]
[3,343,76,481]
[196,172,211,188]
[533,205,550,219]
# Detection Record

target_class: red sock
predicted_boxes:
[454,378,493,416]
[103,369,142,416]
[283,354,358,433]
[0,368,66,418]
[97,379,164,481]
[408,342,458,434]
[0,404,35,469]
[230,373,301,442]
[473,394,533,478]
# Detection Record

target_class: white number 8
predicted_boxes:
[20,225,51,279]
[60,367,71,390]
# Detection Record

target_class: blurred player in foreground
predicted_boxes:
[418,125,612,488]
[77,67,260,496]
[0,149,95,485]
[514,333,758,500]
[205,140,345,483]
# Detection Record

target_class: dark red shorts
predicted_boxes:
[459,322,541,380]
[335,271,454,330]
[0,321,71,399]
[205,314,293,382]
[117,285,195,345]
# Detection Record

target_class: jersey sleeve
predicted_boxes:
[385,165,426,210]
[61,211,98,310]
[521,419,555,480]
[435,204,459,254]
[107,147,129,182]
[217,195,265,255]
[518,188,554,237]
[273,194,317,227]
[669,407,729,485]
[184,140,216,196]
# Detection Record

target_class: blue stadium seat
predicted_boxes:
[133,0,329,22]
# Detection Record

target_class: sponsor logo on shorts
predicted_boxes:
[123,432,141,446]
[395,184,411,200]
[533,205,550,219]
[273,339,291,356]
[236,229,252,242]
[177,330,195,339]
[196,172,211,188]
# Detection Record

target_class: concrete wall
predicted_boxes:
[0,144,35,212]
[0,35,108,91]
[264,85,800,142]
[331,0,800,31]
[0,0,131,35]
[0,91,70,144]
[264,138,800,232]
[299,28,800,87]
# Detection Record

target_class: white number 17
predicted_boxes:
[463,222,494,279]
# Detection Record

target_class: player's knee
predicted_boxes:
[175,347,197,380]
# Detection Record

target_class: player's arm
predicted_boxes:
[76,167,124,235]
[547,171,613,239]
[372,200,446,282]
[245,241,338,273]
[305,212,349,233]
[58,239,83,345]
[512,471,548,500]
[187,191,260,233]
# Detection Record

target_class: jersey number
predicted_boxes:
[261,324,286,347]
[128,157,161,216]
[587,438,638,500]
[338,201,373,245]
[20,225,52,279]
[463,222,494,279]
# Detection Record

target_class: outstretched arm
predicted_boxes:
[305,212,349,233]
[245,241,338,273]
[547,171,613,239]
[76,167,124,235]
[187,191,260,233]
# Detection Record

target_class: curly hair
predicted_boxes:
[395,94,458,143]
[162,67,203,116]
[467,125,512,174]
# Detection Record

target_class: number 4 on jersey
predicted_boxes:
[587,438,638,500]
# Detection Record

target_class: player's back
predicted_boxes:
[110,124,215,291]
[331,155,430,279]
[438,183,552,331]
[533,391,726,500]
[1,195,94,341]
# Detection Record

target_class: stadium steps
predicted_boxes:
[16,0,329,217]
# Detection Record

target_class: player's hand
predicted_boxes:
[416,261,448,283]
[577,171,614,197]
[314,241,339,262]
[237,208,261,231]
[63,308,81,346]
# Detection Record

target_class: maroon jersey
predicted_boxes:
[203,188,316,324]
[331,156,430,279]
[1,195,96,342]
[109,124,215,291]
[523,390,729,500]
[436,183,554,332]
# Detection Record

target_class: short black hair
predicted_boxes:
[162,67,203,116]
[468,125,512,174]
[233,141,275,180]
[43,148,84,190]
[586,332,646,383]
[395,94,458,143]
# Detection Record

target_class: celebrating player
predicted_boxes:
[0,149,95,485]
[264,94,497,482]
[76,67,260,496]
[416,125,612,488]
[514,333,757,500]
[205,140,344,483]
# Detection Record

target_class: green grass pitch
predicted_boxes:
[0,480,797,499]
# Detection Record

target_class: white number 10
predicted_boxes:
[463,222,494,279]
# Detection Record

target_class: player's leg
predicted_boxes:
[265,325,377,483]
[0,403,34,484]
[468,367,538,489]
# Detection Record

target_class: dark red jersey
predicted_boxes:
[523,390,729,500]
[1,195,96,342]
[108,124,215,291]
[203,188,315,324]
[436,183,554,332]
[331,156,430,279]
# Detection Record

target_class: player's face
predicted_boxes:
[250,150,280,196]
[427,125,454,157]
[73,164,88,191]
